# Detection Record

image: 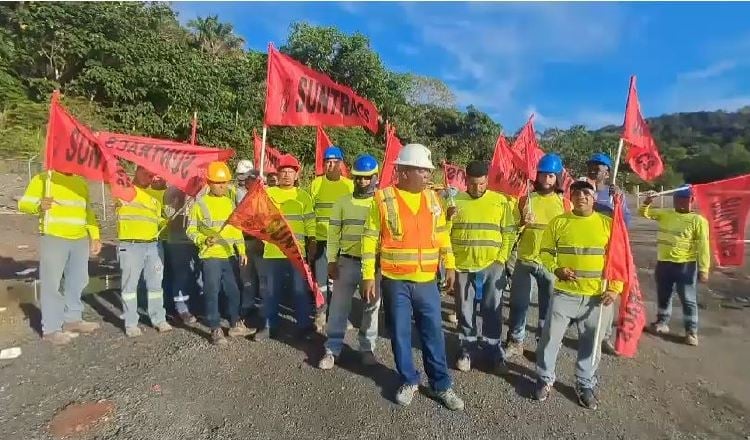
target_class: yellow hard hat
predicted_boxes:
[207,161,232,183]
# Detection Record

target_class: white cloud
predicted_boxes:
[678,60,738,81]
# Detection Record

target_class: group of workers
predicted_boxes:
[18,142,711,411]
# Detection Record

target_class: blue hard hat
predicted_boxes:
[537,153,563,174]
[588,152,613,169]
[352,154,379,176]
[674,184,692,198]
[323,145,344,160]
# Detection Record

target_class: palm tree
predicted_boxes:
[187,15,245,57]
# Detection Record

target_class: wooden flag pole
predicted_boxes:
[259,125,268,179]
[611,138,625,186]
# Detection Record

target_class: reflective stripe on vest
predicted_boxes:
[557,246,605,256]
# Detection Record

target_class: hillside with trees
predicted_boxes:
[1,2,749,188]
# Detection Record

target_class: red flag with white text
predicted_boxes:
[315,126,350,177]
[622,75,664,181]
[253,129,283,174]
[264,44,380,133]
[488,134,528,198]
[227,179,322,307]
[442,162,467,192]
[379,123,403,189]
[44,91,135,201]
[692,173,750,267]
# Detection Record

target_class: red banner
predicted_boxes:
[45,91,135,201]
[253,129,283,174]
[622,75,664,182]
[604,194,646,358]
[264,44,380,134]
[379,123,403,189]
[514,115,545,177]
[98,132,234,197]
[488,134,528,197]
[315,126,350,177]
[442,162,466,192]
[227,179,322,307]
[693,174,750,267]
[561,168,575,200]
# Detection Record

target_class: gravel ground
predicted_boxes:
[0,173,749,439]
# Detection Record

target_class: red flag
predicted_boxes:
[693,174,750,267]
[603,194,647,358]
[622,75,664,181]
[488,134,528,197]
[190,112,197,145]
[379,123,403,189]
[513,115,544,177]
[98,132,234,197]
[253,129,283,174]
[314,126,350,177]
[44,91,135,201]
[264,44,380,134]
[442,162,467,192]
[227,179,322,307]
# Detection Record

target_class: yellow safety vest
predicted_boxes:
[18,171,100,240]
[263,186,316,259]
[186,193,245,259]
[117,186,162,241]
[517,192,569,264]
[310,175,354,241]
[144,187,169,241]
[327,194,372,261]
[639,205,711,272]
[450,190,513,272]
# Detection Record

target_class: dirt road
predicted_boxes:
[0,173,748,439]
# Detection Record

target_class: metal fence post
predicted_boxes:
[660,185,665,207]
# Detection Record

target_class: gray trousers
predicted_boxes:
[119,241,166,328]
[39,235,90,334]
[536,291,610,389]
[454,262,507,358]
[324,256,380,355]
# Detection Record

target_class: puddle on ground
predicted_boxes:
[0,275,119,308]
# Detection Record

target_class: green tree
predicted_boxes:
[187,15,245,57]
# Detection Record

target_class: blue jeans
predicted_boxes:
[382,277,452,392]
[455,263,507,359]
[312,241,329,311]
[119,241,166,328]
[655,261,698,332]
[164,242,201,315]
[39,235,90,334]
[260,258,313,331]
[240,239,262,313]
[202,258,241,330]
[507,260,554,342]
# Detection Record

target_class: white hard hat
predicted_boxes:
[236,159,254,175]
[393,143,435,170]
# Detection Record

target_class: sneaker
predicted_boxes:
[211,328,228,346]
[318,352,336,370]
[650,322,670,334]
[601,339,618,356]
[228,321,255,338]
[505,339,524,358]
[447,312,458,324]
[360,351,378,366]
[685,332,699,346]
[431,388,465,411]
[576,386,598,410]
[155,322,173,333]
[178,312,197,325]
[43,331,75,345]
[395,383,419,406]
[62,320,100,334]
[456,354,471,372]
[125,326,142,338]
[533,380,552,401]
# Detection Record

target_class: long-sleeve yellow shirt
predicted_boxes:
[264,186,316,259]
[639,205,711,273]
[362,188,455,282]
[309,175,354,241]
[327,194,372,262]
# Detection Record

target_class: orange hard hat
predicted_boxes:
[207,161,232,183]
[277,154,300,172]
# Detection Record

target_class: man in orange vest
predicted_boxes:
[361,143,464,411]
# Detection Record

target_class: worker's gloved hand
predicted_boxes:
[327,262,339,280]
[40,197,54,211]
[89,239,102,256]
[554,267,577,281]
[444,269,456,294]
[698,271,709,283]
[601,290,618,306]
[361,279,377,303]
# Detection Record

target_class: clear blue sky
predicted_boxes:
[174,1,750,132]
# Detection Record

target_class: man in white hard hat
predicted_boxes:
[362,143,464,410]
[233,159,263,320]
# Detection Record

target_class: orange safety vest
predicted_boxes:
[375,187,442,275]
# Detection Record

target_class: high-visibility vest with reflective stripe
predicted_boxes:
[144,187,169,241]
[374,187,441,276]
[639,205,711,272]
[310,175,354,240]
[117,186,162,241]
[264,186,315,259]
[18,171,100,240]
[186,193,244,259]
[517,192,571,264]
[327,194,371,260]
[540,212,613,296]
[450,190,511,272]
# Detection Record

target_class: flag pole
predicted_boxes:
[611,138,624,186]
[259,125,268,180]
[190,111,198,145]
